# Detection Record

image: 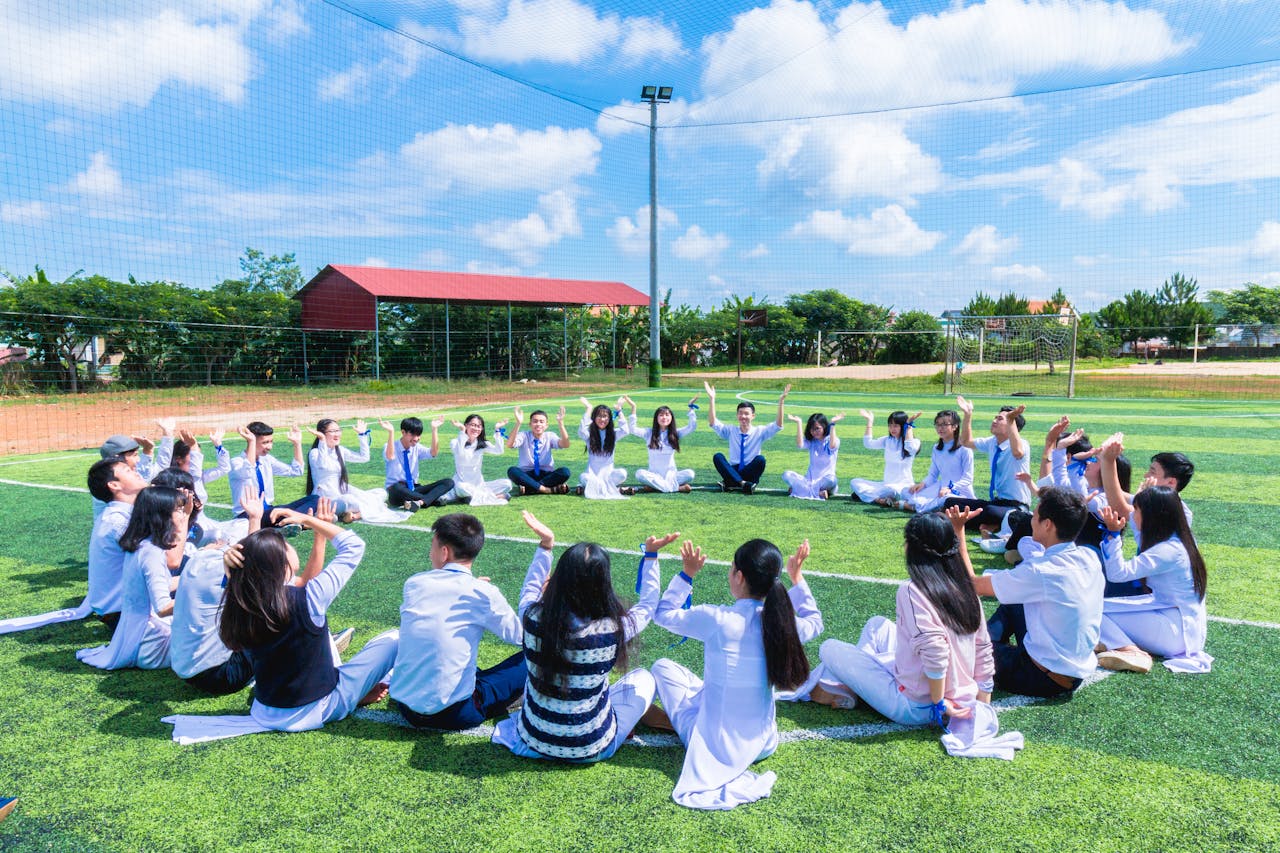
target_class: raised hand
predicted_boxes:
[521,510,554,549]
[680,540,706,578]
[780,383,792,399]
[379,419,394,432]
[1099,505,1127,533]
[156,417,177,436]
[1098,432,1125,460]
[1056,427,1086,450]
[945,504,982,532]
[785,539,810,584]
[355,419,367,434]
[179,428,198,448]
[955,395,973,416]
[513,406,524,424]
[703,381,716,399]
[1046,416,1070,446]
[287,425,303,445]
[787,413,803,424]
[579,396,591,409]
[210,428,225,446]
[431,417,445,430]
[557,406,566,422]
[644,531,681,553]
[908,411,923,423]
[494,420,509,431]
[224,543,245,571]
[829,413,845,424]
[687,394,699,407]
[859,408,874,422]
[237,425,254,444]
[240,483,264,521]
[133,435,155,455]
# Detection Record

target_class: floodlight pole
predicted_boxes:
[642,84,672,388]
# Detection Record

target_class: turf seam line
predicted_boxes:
[3,477,1277,631]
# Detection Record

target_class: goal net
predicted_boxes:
[944,314,1078,398]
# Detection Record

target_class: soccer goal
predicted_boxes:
[943,313,1079,398]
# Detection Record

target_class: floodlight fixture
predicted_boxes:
[657,86,673,102]
[641,85,657,100]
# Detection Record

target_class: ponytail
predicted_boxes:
[733,539,811,690]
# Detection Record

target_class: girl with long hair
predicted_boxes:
[808,512,994,727]
[782,411,844,500]
[1096,485,1211,674]
[902,410,975,513]
[444,414,512,506]
[306,418,410,524]
[577,397,632,499]
[850,409,922,506]
[491,512,680,762]
[216,512,397,732]
[628,395,699,493]
[76,485,193,670]
[155,418,231,504]
[647,537,822,810]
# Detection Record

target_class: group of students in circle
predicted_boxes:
[0,386,1211,810]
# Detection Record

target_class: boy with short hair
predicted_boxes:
[227,421,319,523]
[92,433,155,519]
[943,396,1031,528]
[506,406,572,495]
[382,416,455,511]
[705,380,789,494]
[86,455,148,629]
[950,486,1104,698]
[390,513,527,730]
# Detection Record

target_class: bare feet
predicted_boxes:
[809,684,857,709]
[819,489,829,500]
[678,484,691,493]
[639,704,674,731]
[358,682,390,706]
[538,485,552,494]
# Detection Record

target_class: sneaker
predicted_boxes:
[979,538,1009,555]
[1097,648,1153,674]
[741,482,754,495]
[402,500,420,513]
[574,486,585,497]
[278,523,303,539]
[819,489,829,500]
[720,481,732,492]
[332,627,355,654]
[554,484,570,495]
[619,486,635,496]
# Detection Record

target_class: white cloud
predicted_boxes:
[744,243,769,258]
[596,98,690,138]
[607,205,678,255]
[992,263,1048,282]
[0,200,52,225]
[792,204,943,256]
[362,257,390,268]
[466,260,526,276]
[0,3,288,110]
[954,225,1019,264]
[457,0,680,65]
[71,152,124,198]
[400,123,600,193]
[476,190,581,266]
[672,225,730,263]
[417,248,452,269]
[1249,221,1280,260]
[319,23,427,101]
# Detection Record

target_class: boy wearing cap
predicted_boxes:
[92,434,155,520]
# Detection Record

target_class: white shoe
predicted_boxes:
[979,538,1008,554]
[332,627,356,655]
[1097,648,1153,674]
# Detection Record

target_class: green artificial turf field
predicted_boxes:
[2,388,1278,851]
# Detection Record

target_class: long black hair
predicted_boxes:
[734,539,810,690]
[903,513,984,635]
[305,418,348,494]
[649,406,681,452]
[119,486,189,553]
[1134,486,1206,600]
[524,542,631,689]
[805,413,831,445]
[462,414,489,450]
[888,410,912,458]
[170,437,193,468]
[933,410,960,453]
[152,467,203,518]
[586,404,616,456]
[218,528,294,650]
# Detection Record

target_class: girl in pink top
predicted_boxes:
[811,511,994,727]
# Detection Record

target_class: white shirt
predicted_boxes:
[385,440,436,488]
[710,420,781,465]
[450,433,505,486]
[630,410,696,475]
[863,433,921,490]
[117,541,177,670]
[88,501,132,614]
[156,438,231,503]
[987,541,1104,679]
[308,433,371,498]
[973,435,1031,505]
[511,430,561,473]
[390,562,523,715]
[170,549,234,679]
[229,451,304,513]
[1102,534,1210,672]
[801,437,839,484]
[579,412,630,475]
[654,573,823,809]
[919,444,975,499]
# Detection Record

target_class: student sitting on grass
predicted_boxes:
[92,433,155,520]
[307,418,411,524]
[705,380,790,495]
[389,513,526,730]
[902,410,974,514]
[77,485,194,671]
[957,487,1103,699]
[577,397,633,499]
[492,511,679,762]
[444,414,512,506]
[1098,434,1195,548]
[645,536,822,810]
[849,409,921,506]
[229,421,320,524]
[506,406,572,495]
[808,511,995,729]
[782,412,843,500]
[1095,485,1212,675]
[942,397,1030,529]
[155,418,230,505]
[628,395,699,493]
[382,416,454,511]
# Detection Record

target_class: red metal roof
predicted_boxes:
[298,265,649,307]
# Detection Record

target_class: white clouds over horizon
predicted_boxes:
[399,123,601,193]
[476,189,582,266]
[453,0,681,66]
[672,225,730,262]
[607,205,679,255]
[955,225,1019,264]
[792,204,944,256]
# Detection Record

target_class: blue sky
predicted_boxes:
[2,0,1279,314]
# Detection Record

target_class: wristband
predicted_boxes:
[214,445,224,453]
[930,700,948,729]
[643,551,659,559]
[906,420,916,428]
[689,404,699,410]
[677,570,696,585]
[636,549,659,594]
[495,426,507,439]
[360,430,371,437]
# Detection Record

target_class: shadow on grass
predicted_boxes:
[7,558,86,593]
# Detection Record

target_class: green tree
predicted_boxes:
[1207,283,1280,347]
[881,310,943,363]
[1156,273,1213,347]
[237,248,304,296]
[0,268,121,391]
[1095,289,1163,353]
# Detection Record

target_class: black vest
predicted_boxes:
[246,586,338,709]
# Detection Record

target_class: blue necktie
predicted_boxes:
[402,448,414,491]
[532,438,542,476]
[989,444,1002,500]
[255,460,266,499]
[739,432,747,471]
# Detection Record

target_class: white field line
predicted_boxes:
[0,475,1265,747]
[0,453,96,468]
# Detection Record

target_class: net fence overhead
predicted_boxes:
[3,0,1280,413]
